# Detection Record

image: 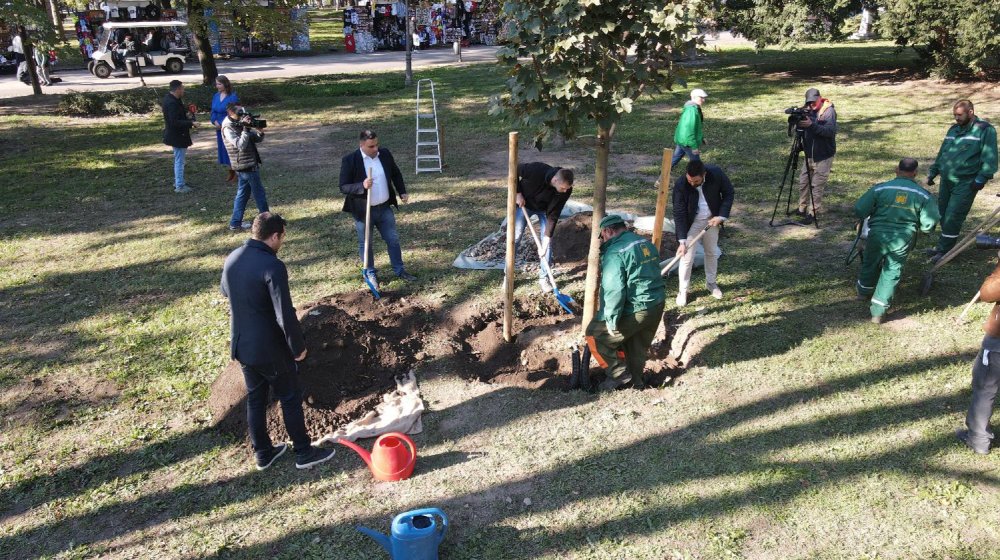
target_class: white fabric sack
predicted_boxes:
[313,370,424,445]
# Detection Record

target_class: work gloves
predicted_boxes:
[973,181,987,192]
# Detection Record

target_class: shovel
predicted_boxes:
[362,167,381,300]
[521,207,574,314]
[659,224,713,277]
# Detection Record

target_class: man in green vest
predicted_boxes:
[927,99,998,260]
[671,88,708,167]
[855,158,940,324]
[585,215,666,391]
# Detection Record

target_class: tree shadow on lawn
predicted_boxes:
[191,351,988,559]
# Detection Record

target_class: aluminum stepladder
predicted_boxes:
[415,79,442,173]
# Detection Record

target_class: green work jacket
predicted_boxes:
[854,176,940,249]
[673,101,703,149]
[595,230,666,331]
[929,117,998,184]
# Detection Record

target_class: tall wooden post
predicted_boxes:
[504,132,518,342]
[651,148,672,251]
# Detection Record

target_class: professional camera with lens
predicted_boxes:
[236,108,267,129]
[784,105,810,136]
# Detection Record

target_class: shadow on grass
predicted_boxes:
[182,351,985,559]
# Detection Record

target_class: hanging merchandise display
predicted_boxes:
[207,4,310,56]
[346,0,498,53]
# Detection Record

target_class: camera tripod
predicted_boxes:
[769,128,819,228]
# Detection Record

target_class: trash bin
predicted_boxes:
[125,59,137,78]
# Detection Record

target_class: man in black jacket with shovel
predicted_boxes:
[221,213,336,471]
[339,129,416,290]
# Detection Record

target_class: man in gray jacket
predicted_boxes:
[222,103,270,232]
[795,87,837,225]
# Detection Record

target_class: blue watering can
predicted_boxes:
[357,508,448,560]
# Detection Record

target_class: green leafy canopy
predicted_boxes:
[490,0,705,145]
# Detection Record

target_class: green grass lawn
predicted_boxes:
[308,7,344,53]
[2,41,1000,559]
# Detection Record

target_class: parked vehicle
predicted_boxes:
[87,20,192,79]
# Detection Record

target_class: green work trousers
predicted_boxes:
[586,302,665,388]
[936,177,978,253]
[856,231,913,317]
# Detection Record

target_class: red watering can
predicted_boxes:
[338,432,417,482]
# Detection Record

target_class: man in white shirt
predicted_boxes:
[671,160,735,307]
[338,130,415,289]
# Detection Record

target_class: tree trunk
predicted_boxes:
[404,12,413,86]
[185,0,218,84]
[46,0,62,32]
[582,125,611,334]
[192,29,218,85]
[20,30,43,96]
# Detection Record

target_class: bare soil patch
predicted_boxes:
[209,291,436,439]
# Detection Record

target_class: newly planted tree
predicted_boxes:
[491,0,703,330]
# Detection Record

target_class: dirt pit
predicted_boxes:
[209,291,435,440]
[449,297,683,390]
[551,212,679,265]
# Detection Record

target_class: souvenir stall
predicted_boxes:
[209,4,310,56]
[345,0,499,53]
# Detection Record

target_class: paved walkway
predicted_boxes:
[0,45,498,99]
[0,32,751,100]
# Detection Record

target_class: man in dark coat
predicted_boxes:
[162,79,196,193]
[672,160,734,307]
[339,129,415,289]
[220,213,336,471]
[514,162,574,292]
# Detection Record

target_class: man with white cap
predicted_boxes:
[672,88,708,167]
[795,87,838,225]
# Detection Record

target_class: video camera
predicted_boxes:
[236,108,267,129]
[975,234,1000,250]
[784,106,810,136]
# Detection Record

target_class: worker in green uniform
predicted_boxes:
[585,214,666,391]
[671,88,708,167]
[927,99,998,260]
[855,158,941,324]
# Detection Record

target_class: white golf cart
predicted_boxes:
[88,20,193,79]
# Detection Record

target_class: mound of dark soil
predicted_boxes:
[449,297,683,390]
[209,291,435,441]
[552,212,679,264]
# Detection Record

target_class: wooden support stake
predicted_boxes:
[504,131,518,343]
[651,148,672,251]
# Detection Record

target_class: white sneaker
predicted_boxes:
[675,291,687,307]
[708,284,723,299]
[539,277,553,293]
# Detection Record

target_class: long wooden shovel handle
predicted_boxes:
[957,290,982,325]
[660,225,712,276]
[520,206,558,286]
[363,167,373,271]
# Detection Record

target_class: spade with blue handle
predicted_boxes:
[521,206,574,314]
[362,167,381,300]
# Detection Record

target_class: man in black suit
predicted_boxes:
[220,213,336,471]
[339,129,416,289]
[162,79,196,193]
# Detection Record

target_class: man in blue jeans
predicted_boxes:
[514,162,574,292]
[339,130,416,289]
[161,80,197,193]
[221,103,270,231]
[220,213,336,470]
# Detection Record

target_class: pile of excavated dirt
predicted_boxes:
[209,291,435,440]
[448,297,683,390]
[209,288,686,441]
[551,212,679,264]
